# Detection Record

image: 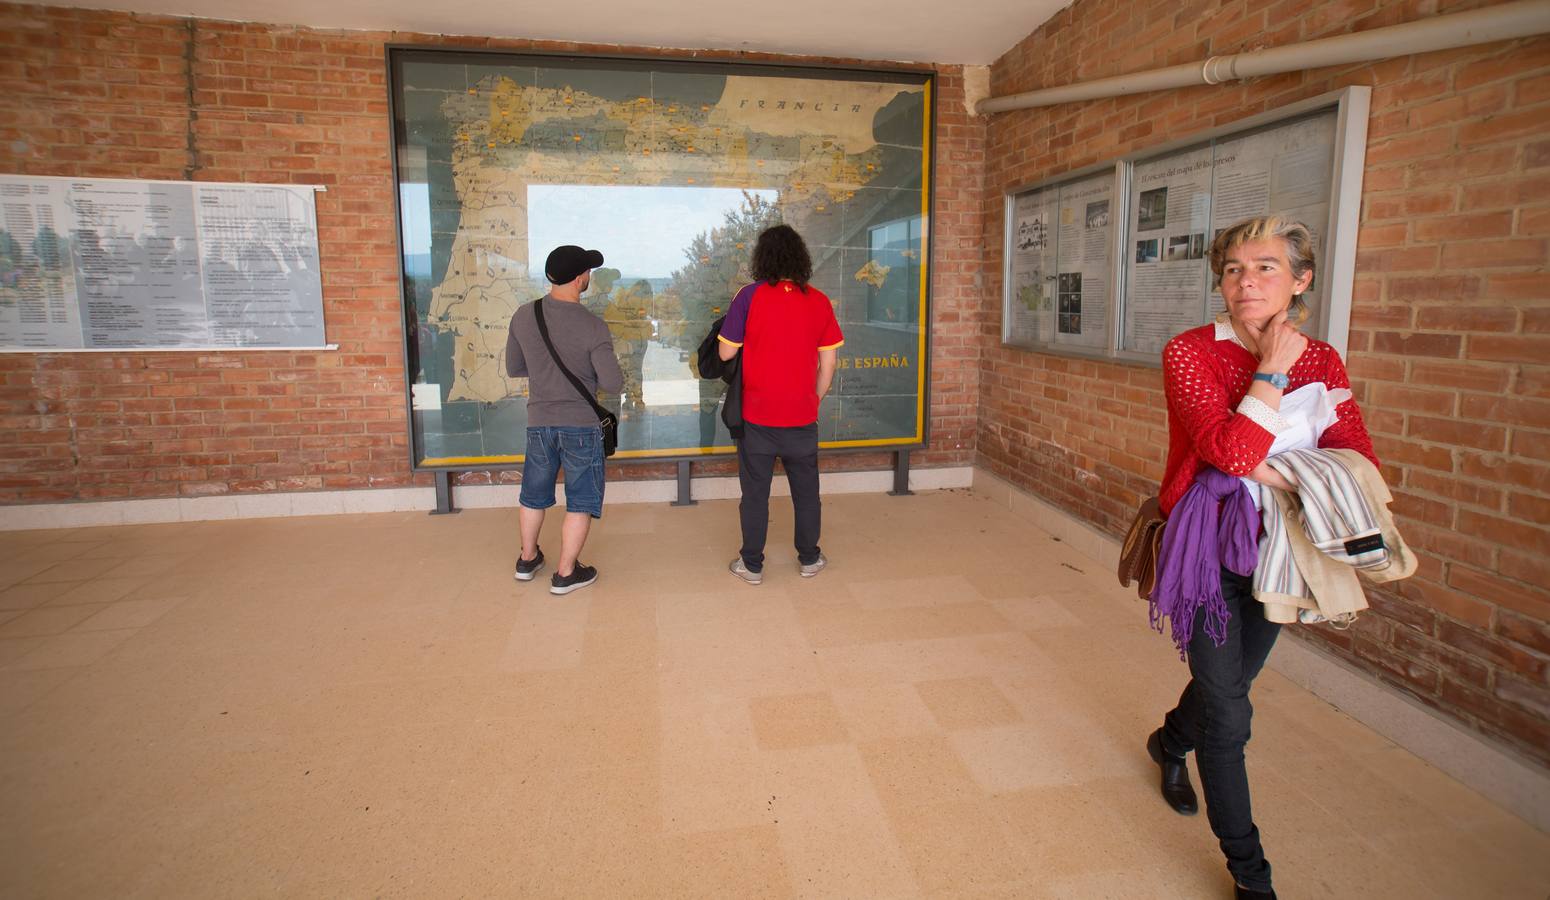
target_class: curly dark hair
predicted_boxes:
[750,224,812,290]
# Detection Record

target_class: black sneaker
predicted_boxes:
[514,547,545,582]
[550,562,598,595]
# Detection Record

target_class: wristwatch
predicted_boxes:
[1253,372,1290,390]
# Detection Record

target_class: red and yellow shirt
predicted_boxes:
[718,280,844,427]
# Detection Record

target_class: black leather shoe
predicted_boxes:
[1147,728,1198,815]
[1234,886,1276,899]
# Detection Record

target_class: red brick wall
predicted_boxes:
[980,0,1550,768]
[0,3,983,501]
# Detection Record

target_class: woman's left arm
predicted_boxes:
[1317,350,1381,468]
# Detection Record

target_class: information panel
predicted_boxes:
[390,49,933,467]
[1004,171,1113,352]
[1000,88,1368,364]
[1122,110,1337,356]
[0,175,326,351]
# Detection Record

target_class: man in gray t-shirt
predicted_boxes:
[506,245,624,596]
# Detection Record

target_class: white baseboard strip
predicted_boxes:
[0,466,975,531]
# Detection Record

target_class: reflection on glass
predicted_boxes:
[865,215,921,326]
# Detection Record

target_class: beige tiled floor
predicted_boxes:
[0,489,1546,898]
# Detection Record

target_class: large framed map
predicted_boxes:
[389,48,933,468]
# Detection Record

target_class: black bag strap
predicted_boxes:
[532,298,611,420]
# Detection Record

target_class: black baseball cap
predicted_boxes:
[545,245,605,285]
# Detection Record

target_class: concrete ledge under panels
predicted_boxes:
[969,465,1550,834]
[0,465,975,530]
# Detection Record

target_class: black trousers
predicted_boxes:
[736,421,821,571]
[1161,568,1282,892]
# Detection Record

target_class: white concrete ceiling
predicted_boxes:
[34,0,1069,65]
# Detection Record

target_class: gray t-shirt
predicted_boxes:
[506,296,624,427]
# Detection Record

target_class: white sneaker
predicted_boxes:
[728,558,763,585]
[799,554,828,578]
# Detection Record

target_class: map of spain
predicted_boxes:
[418,70,924,404]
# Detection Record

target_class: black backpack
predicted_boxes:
[694,316,743,440]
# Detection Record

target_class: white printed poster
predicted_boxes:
[1120,110,1338,356]
[1006,188,1058,346]
[1208,113,1336,309]
[1052,174,1112,351]
[0,175,326,351]
[1005,171,1113,352]
[1124,145,1213,356]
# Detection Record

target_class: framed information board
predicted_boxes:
[389,48,935,469]
[1002,86,1370,364]
[0,175,327,351]
[1002,164,1117,356]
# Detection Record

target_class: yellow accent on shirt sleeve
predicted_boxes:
[717,334,743,347]
[818,340,845,351]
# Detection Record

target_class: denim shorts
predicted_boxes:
[520,425,606,518]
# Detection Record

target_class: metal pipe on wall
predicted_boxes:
[976,0,1550,114]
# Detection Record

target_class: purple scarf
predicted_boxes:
[1149,467,1259,659]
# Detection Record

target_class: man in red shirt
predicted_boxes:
[717,225,844,584]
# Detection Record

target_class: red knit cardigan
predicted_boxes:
[1158,324,1379,518]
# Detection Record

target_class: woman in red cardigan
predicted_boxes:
[1145,216,1378,900]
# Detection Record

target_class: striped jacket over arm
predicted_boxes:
[1255,448,1417,624]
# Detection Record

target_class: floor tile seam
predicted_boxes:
[0,666,92,719]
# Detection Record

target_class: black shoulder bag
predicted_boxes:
[532,299,618,457]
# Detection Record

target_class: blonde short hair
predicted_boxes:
[1209,216,1316,325]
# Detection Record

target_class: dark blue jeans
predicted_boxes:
[1161,568,1281,893]
[736,421,821,572]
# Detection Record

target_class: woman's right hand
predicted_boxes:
[1253,310,1308,374]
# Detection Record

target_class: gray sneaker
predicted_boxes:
[799,554,828,578]
[728,558,763,585]
[514,547,545,582]
[550,562,597,596]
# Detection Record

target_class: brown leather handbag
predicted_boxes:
[1118,496,1166,601]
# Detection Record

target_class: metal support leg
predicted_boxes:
[670,460,697,506]
[888,450,914,496]
[431,470,459,515]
